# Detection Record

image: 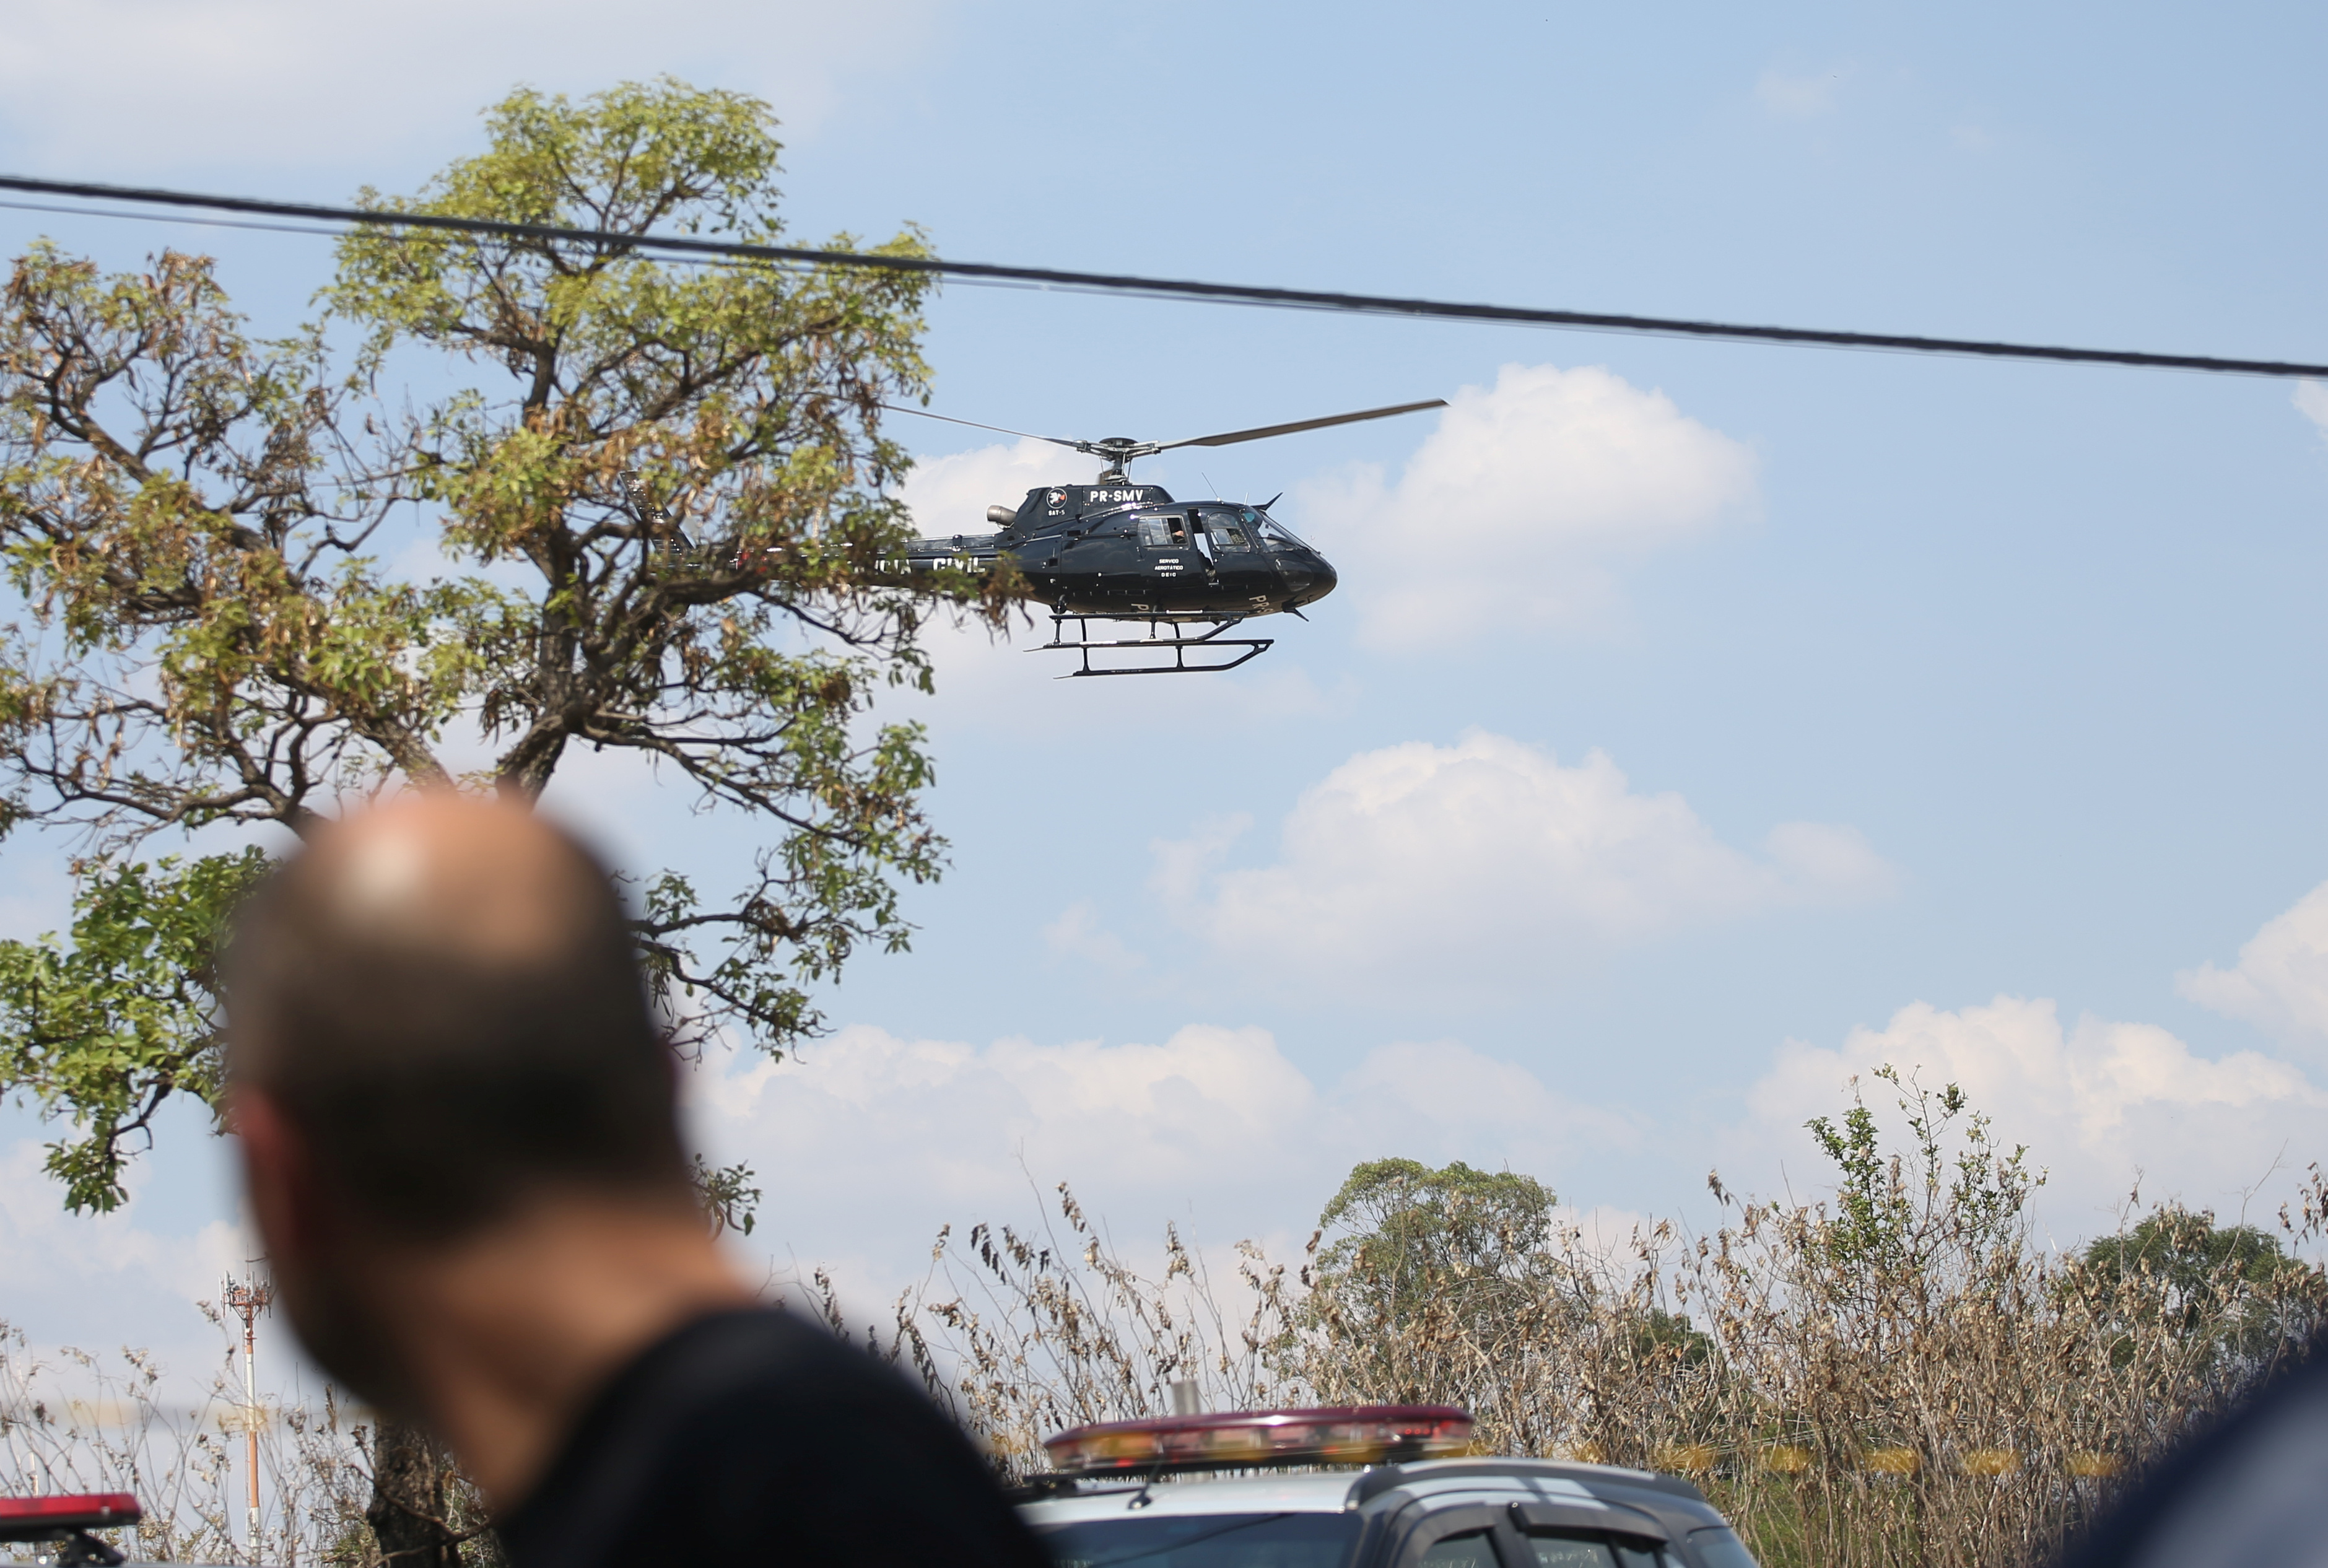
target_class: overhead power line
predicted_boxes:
[1,172,2324,380]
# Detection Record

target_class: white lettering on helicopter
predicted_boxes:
[1088,488,1144,504]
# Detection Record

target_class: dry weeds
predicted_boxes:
[872,1069,2327,1568]
[6,1069,2317,1568]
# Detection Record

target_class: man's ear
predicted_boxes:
[230,1086,325,1262]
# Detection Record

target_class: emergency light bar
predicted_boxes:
[1043,1404,1474,1475]
[0,1492,140,1539]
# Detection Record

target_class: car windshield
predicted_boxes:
[1035,1512,1362,1568]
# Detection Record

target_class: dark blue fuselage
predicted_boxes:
[906,484,1336,619]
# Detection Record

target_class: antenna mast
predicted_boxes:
[222,1265,274,1564]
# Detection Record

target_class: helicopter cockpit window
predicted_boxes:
[1259,518,1311,551]
[1199,509,1255,552]
[1137,513,1190,549]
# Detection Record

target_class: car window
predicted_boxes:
[1418,1530,1498,1568]
[1520,1536,1620,1568]
[1035,1512,1363,1568]
[1686,1528,1759,1568]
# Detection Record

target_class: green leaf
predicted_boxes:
[0,849,270,1211]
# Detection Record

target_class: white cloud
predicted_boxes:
[0,1142,229,1300]
[1341,1040,1611,1146]
[1042,900,1146,976]
[689,1022,1631,1303]
[1157,730,1893,983]
[1745,996,2328,1226]
[1755,66,1854,120]
[1294,364,1756,649]
[897,436,1087,541]
[2295,382,2328,444]
[0,0,943,173]
[0,1127,253,1393]
[2179,879,2328,1056]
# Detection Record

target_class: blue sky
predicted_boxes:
[2,0,2326,1388]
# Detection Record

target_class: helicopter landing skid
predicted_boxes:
[1036,614,1274,677]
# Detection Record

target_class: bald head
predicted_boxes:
[228,794,687,1239]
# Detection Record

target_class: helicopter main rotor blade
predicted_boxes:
[1152,398,1448,453]
[879,403,1085,450]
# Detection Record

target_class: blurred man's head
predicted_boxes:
[225,793,691,1409]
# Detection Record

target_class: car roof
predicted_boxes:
[1016,1458,1727,1533]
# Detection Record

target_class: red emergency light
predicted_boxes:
[1043,1404,1475,1476]
[0,1492,141,1539]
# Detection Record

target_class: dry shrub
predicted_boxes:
[6,1068,2314,1568]
[816,1188,1308,1471]
[888,1068,2328,1568]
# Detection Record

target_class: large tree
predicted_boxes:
[0,77,999,1204]
[0,77,996,1563]
[1309,1156,1561,1333]
[2079,1205,2321,1369]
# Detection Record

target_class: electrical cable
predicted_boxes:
[1,172,2324,380]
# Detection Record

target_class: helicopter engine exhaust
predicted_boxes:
[985,504,1019,525]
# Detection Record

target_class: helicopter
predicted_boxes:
[885,398,1445,676]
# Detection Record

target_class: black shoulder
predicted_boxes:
[504,1310,1047,1568]
[2054,1339,2328,1568]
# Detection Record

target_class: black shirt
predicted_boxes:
[2054,1335,2328,1568]
[497,1308,1051,1568]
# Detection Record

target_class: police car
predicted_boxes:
[0,1491,137,1565]
[6,1408,1764,1568]
[1015,1406,1762,1568]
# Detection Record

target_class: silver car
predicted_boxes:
[1018,1455,1763,1568]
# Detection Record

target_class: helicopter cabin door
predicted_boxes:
[1193,506,1273,607]
[1135,510,1198,591]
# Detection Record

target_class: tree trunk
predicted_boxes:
[365,1418,463,1568]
